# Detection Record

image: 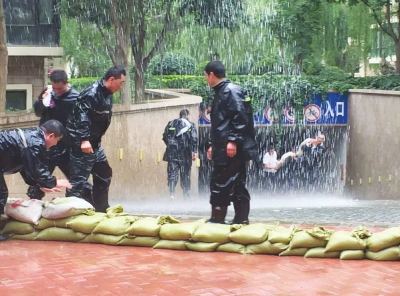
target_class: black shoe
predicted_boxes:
[228,220,250,225]
[0,233,10,241]
[207,206,228,224]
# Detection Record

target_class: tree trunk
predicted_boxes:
[0,0,7,114]
[395,41,400,75]
[134,61,146,102]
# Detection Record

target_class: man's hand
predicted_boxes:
[207,147,212,160]
[81,140,94,154]
[40,187,62,193]
[192,152,198,161]
[56,179,72,190]
[227,142,237,157]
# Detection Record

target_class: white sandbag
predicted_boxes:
[42,197,94,219]
[5,198,44,225]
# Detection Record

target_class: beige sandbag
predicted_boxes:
[35,216,78,230]
[153,240,187,250]
[126,217,161,237]
[11,231,40,241]
[66,213,107,234]
[216,242,247,254]
[268,225,299,244]
[192,223,232,244]
[366,227,400,252]
[289,230,328,249]
[365,246,400,261]
[304,247,340,258]
[36,227,86,242]
[92,215,139,235]
[118,235,160,247]
[80,234,124,245]
[247,241,288,255]
[185,242,220,252]
[228,223,269,245]
[279,248,309,257]
[2,220,34,235]
[159,219,204,241]
[340,250,364,260]
[42,197,94,219]
[5,198,44,225]
[325,231,366,252]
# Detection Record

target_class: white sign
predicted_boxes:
[284,106,295,122]
[304,104,321,122]
[264,107,279,123]
[203,107,211,123]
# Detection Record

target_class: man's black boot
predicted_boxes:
[207,205,228,224]
[0,233,10,241]
[229,199,250,225]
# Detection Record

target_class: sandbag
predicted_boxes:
[80,234,124,245]
[5,198,43,225]
[118,235,160,247]
[325,231,366,252]
[185,242,220,252]
[246,241,288,255]
[279,248,309,257]
[42,197,94,219]
[366,227,400,252]
[92,216,139,236]
[159,219,204,241]
[126,217,161,237]
[192,223,232,244]
[289,230,328,249]
[304,247,340,258]
[365,246,400,261]
[2,220,34,235]
[216,242,247,254]
[11,231,40,241]
[228,223,269,245]
[66,213,107,234]
[268,225,299,244]
[35,216,78,230]
[153,240,187,250]
[340,250,365,260]
[35,227,86,242]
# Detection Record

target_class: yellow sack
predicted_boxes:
[153,240,187,250]
[35,216,79,230]
[118,235,160,247]
[365,246,400,261]
[216,242,247,254]
[247,241,288,255]
[340,250,365,260]
[159,219,204,241]
[366,227,400,252]
[126,217,161,237]
[36,227,86,242]
[268,225,299,244]
[325,231,366,252]
[80,234,124,245]
[289,230,328,249]
[185,242,220,252]
[279,248,308,257]
[2,220,34,235]
[192,223,232,244]
[157,216,180,225]
[11,231,40,241]
[304,247,340,258]
[92,216,140,235]
[66,213,107,234]
[228,223,269,245]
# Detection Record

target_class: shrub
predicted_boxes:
[147,52,197,75]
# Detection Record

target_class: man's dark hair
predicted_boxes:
[179,109,190,118]
[49,70,68,84]
[40,119,65,138]
[204,61,226,78]
[104,65,126,80]
[267,145,274,151]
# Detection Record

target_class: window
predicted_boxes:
[39,0,53,25]
[4,0,35,26]
[6,84,33,111]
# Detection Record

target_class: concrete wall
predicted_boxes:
[346,89,400,199]
[3,91,202,202]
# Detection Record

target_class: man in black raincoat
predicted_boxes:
[0,119,71,240]
[27,70,92,202]
[204,61,257,224]
[66,65,126,212]
[162,109,198,199]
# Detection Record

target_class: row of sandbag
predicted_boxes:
[1,208,400,261]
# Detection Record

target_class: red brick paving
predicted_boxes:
[0,234,399,296]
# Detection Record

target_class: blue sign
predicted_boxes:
[199,93,348,125]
